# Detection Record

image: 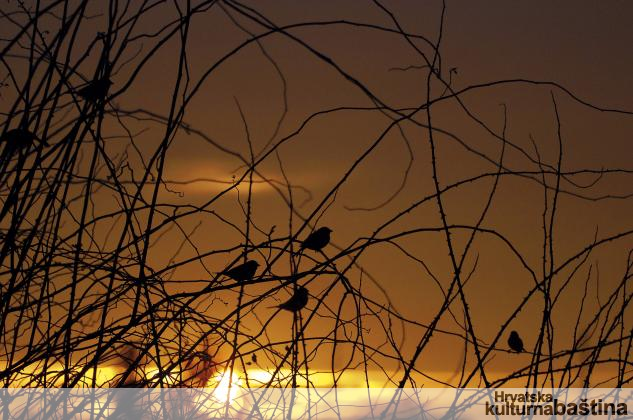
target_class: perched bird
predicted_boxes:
[220,260,259,282]
[508,330,525,353]
[0,128,44,163]
[277,286,309,312]
[76,78,112,102]
[300,227,332,251]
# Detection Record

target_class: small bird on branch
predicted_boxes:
[0,128,46,163]
[220,260,259,282]
[300,227,332,251]
[76,78,112,102]
[508,330,525,353]
[277,286,309,312]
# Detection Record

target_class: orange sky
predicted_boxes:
[1,0,633,388]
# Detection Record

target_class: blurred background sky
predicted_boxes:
[2,0,633,387]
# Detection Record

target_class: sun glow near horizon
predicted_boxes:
[1,361,404,388]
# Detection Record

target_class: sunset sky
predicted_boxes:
[1,0,633,388]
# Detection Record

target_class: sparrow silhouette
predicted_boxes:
[300,227,332,251]
[77,78,112,102]
[277,286,309,312]
[0,128,44,163]
[220,260,259,282]
[508,330,525,353]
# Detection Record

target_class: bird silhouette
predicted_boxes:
[508,330,525,353]
[77,78,112,102]
[277,286,309,312]
[0,128,43,163]
[300,227,332,251]
[220,260,259,282]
